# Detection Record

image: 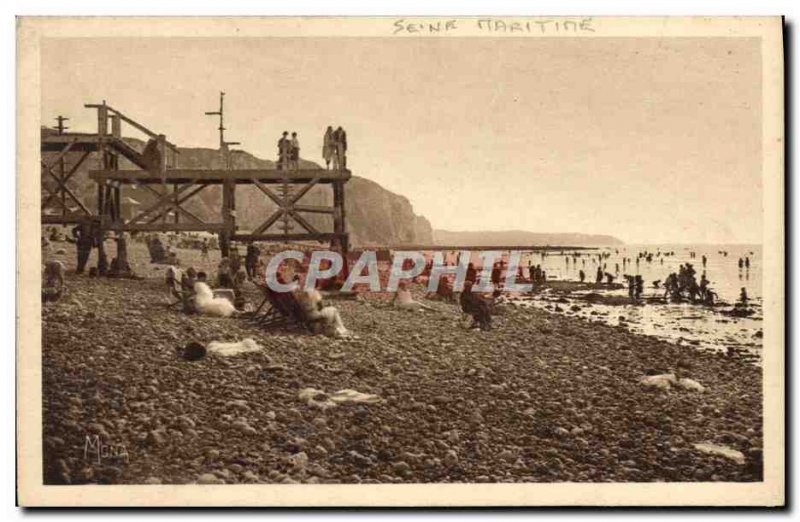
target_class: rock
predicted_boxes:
[182,342,206,361]
[693,443,746,465]
[144,476,162,485]
[677,378,706,392]
[146,430,167,447]
[497,449,516,462]
[197,473,224,484]
[444,450,458,467]
[392,461,411,474]
[639,373,677,390]
[553,427,570,438]
[288,452,309,469]
[242,470,260,482]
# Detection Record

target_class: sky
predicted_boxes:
[40,36,763,244]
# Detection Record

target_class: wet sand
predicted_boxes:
[41,241,763,484]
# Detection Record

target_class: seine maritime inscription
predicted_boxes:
[392,17,595,35]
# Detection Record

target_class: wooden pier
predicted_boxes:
[41,100,351,272]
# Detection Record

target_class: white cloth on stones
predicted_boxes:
[194,281,236,317]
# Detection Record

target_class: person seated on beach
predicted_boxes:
[230,249,242,275]
[392,281,433,311]
[178,267,198,313]
[459,280,492,331]
[578,269,586,283]
[652,279,661,289]
[193,272,237,318]
[217,257,233,288]
[48,227,61,242]
[165,248,180,266]
[41,260,66,302]
[295,287,350,338]
[605,272,615,285]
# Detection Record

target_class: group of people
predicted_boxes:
[277,131,301,171]
[322,126,348,170]
[661,263,716,305]
[276,126,349,171]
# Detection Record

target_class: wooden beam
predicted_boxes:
[288,210,320,235]
[40,139,76,173]
[251,178,285,207]
[89,168,349,184]
[233,232,346,243]
[128,183,198,224]
[289,177,320,204]
[250,209,284,236]
[293,204,335,214]
[108,222,227,232]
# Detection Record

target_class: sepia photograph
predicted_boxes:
[16,15,784,507]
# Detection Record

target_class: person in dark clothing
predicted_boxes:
[579,269,586,283]
[491,262,502,287]
[244,243,260,279]
[460,281,492,330]
[277,131,291,170]
[72,222,95,273]
[466,262,478,284]
[595,266,603,284]
[635,275,644,299]
[332,126,347,169]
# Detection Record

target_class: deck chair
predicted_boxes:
[250,283,323,333]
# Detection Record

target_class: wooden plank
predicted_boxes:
[233,232,346,243]
[89,168,350,184]
[251,178,285,207]
[42,214,92,224]
[287,210,320,235]
[108,222,227,232]
[289,177,320,204]
[128,183,198,224]
[84,104,180,152]
[293,204,335,214]
[250,210,284,236]
[137,183,207,225]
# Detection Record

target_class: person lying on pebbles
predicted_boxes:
[391,281,434,312]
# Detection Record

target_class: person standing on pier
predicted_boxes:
[290,132,300,170]
[333,126,347,169]
[277,131,291,170]
[323,126,335,169]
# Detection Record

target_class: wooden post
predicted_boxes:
[333,180,349,278]
[95,103,109,274]
[220,180,233,258]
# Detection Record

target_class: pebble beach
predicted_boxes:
[41,241,764,485]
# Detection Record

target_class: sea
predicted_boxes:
[436,244,763,357]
